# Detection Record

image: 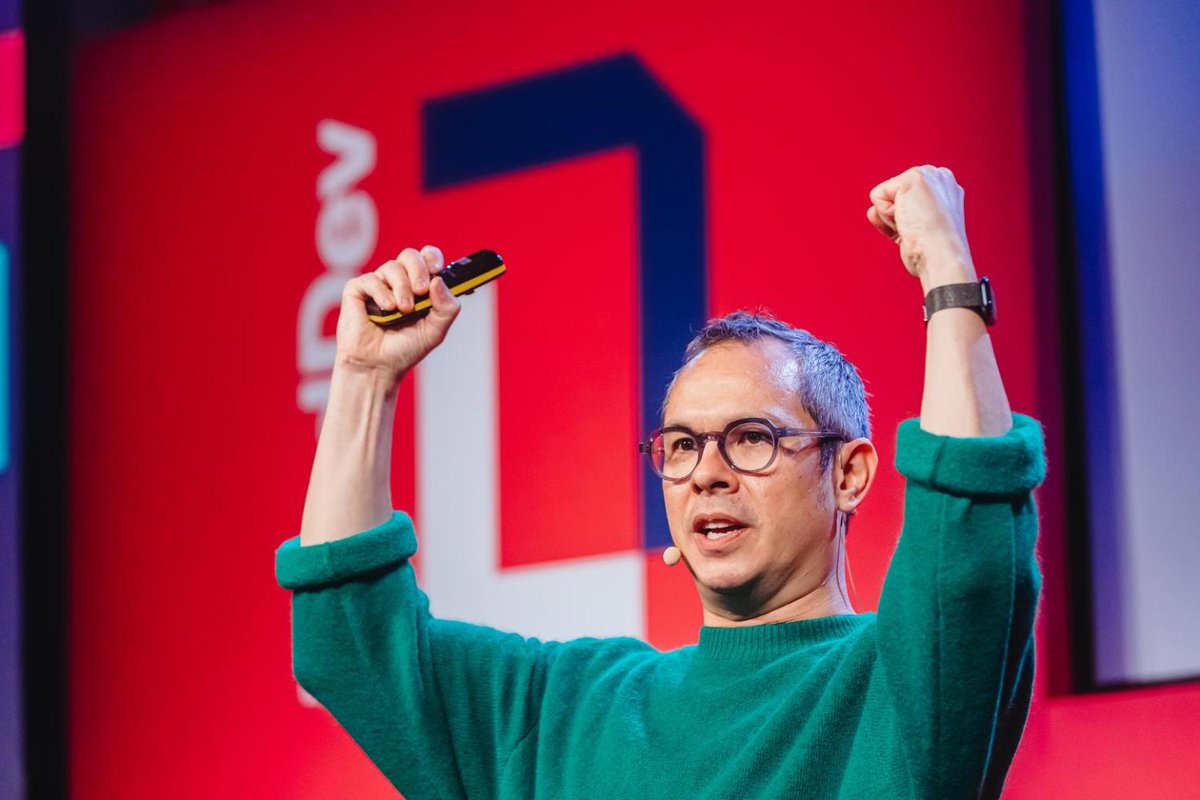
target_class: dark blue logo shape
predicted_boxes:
[423,53,708,549]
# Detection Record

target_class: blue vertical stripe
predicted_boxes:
[1061,0,1127,682]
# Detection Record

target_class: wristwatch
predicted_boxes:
[923,277,996,326]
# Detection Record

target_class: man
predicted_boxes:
[276,165,1043,798]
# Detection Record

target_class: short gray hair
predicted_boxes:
[663,310,871,471]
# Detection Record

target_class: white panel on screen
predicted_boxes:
[417,284,645,641]
[1091,0,1200,685]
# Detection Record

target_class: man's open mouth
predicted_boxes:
[692,514,751,544]
[698,523,747,540]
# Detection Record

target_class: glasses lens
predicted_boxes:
[654,430,699,479]
[724,421,777,471]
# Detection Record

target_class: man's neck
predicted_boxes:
[701,578,855,627]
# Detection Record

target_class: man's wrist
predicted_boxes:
[917,249,978,295]
[331,359,403,403]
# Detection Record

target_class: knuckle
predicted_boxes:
[420,245,443,271]
[388,265,410,287]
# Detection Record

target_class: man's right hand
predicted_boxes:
[335,244,462,382]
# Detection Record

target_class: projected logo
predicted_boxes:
[414,56,708,643]
[297,120,380,429]
[293,55,707,646]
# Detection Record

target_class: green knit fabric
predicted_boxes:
[276,414,1044,799]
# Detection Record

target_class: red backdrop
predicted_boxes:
[68,0,1200,797]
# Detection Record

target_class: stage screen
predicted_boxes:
[1065,0,1200,687]
[67,2,1045,794]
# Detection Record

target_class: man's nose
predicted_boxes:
[690,437,737,490]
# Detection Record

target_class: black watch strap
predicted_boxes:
[923,277,996,325]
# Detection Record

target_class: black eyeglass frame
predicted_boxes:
[637,416,842,482]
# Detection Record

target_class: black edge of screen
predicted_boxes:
[21,0,70,795]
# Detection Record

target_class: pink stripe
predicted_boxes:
[0,30,24,148]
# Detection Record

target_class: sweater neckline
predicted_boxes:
[694,613,873,664]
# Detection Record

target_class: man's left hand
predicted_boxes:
[867,165,977,291]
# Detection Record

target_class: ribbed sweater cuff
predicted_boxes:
[275,511,416,591]
[894,413,1045,498]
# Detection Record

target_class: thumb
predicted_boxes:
[424,275,461,334]
[866,205,897,240]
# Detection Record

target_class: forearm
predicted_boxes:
[299,362,400,545]
[879,419,1044,794]
[918,252,1012,438]
[279,513,467,799]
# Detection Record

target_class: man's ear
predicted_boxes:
[833,438,878,514]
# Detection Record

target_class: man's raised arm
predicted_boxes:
[867,164,1012,437]
[281,245,570,799]
[299,245,459,545]
[867,166,1044,799]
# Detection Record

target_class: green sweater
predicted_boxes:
[276,414,1044,799]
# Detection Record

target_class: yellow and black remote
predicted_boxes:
[365,249,506,326]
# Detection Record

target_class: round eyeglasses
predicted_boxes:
[638,417,842,481]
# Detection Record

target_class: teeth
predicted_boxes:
[704,527,741,540]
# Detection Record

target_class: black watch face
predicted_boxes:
[980,277,996,325]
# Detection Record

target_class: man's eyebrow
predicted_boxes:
[661,412,791,429]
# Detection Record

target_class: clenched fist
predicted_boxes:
[867,166,977,290]
[335,245,462,381]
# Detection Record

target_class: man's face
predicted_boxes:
[660,340,839,618]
